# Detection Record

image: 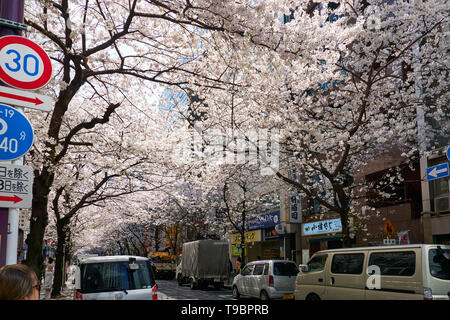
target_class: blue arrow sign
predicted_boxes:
[0,104,34,160]
[426,163,449,181]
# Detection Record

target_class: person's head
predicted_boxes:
[0,264,40,300]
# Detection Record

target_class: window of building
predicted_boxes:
[365,162,422,217]
[368,251,416,276]
[331,253,364,274]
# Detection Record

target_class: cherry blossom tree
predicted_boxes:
[174,0,449,247]
[22,0,261,294]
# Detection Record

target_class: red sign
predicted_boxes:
[0,36,52,90]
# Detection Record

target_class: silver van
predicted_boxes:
[74,255,158,300]
[294,244,450,300]
[232,260,298,300]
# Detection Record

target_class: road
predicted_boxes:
[156,279,235,300]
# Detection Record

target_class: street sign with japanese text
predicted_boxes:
[0,163,33,208]
[0,103,34,160]
[426,163,449,181]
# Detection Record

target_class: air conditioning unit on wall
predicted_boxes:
[434,193,450,213]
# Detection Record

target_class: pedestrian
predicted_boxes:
[235,257,242,271]
[42,257,54,299]
[0,264,40,300]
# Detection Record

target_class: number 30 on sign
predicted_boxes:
[0,36,52,90]
[0,104,34,160]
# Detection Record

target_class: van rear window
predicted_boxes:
[80,261,155,293]
[368,251,415,276]
[429,248,450,280]
[273,262,298,276]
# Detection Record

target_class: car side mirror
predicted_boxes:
[299,264,309,273]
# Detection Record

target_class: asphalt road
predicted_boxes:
[156,279,235,300]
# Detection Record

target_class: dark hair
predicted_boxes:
[0,264,38,300]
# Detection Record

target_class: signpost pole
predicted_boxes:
[0,0,24,266]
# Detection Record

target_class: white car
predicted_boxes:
[232,260,298,300]
[73,255,158,300]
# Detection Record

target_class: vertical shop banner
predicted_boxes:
[289,193,302,223]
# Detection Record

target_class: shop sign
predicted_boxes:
[301,218,342,236]
[245,211,280,231]
[232,245,247,256]
[289,193,302,223]
[398,230,410,245]
[232,230,261,244]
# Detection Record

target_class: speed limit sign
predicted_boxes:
[0,36,52,90]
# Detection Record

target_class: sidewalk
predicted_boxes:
[40,286,74,300]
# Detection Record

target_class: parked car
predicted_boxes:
[232,260,298,300]
[73,255,158,300]
[294,244,450,300]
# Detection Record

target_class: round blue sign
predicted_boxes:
[0,104,34,160]
[447,146,450,161]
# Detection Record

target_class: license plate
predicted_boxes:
[283,293,293,300]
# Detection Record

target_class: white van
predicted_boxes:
[294,244,450,300]
[74,255,158,300]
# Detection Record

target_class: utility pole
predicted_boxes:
[0,0,26,266]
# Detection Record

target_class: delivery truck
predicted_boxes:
[176,239,230,290]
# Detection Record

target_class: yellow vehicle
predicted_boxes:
[151,252,177,280]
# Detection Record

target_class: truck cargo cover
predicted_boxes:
[182,240,229,278]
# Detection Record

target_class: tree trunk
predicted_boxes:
[25,171,52,280]
[51,221,67,297]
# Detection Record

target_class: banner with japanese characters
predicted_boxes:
[301,218,342,236]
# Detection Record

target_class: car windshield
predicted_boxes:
[273,262,298,276]
[80,260,155,293]
[429,248,450,280]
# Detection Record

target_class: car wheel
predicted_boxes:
[190,279,198,290]
[260,290,269,300]
[306,293,321,301]
[177,275,183,286]
[232,286,240,299]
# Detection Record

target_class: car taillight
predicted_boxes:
[75,291,82,300]
[152,284,158,300]
[424,287,433,300]
[269,275,274,287]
